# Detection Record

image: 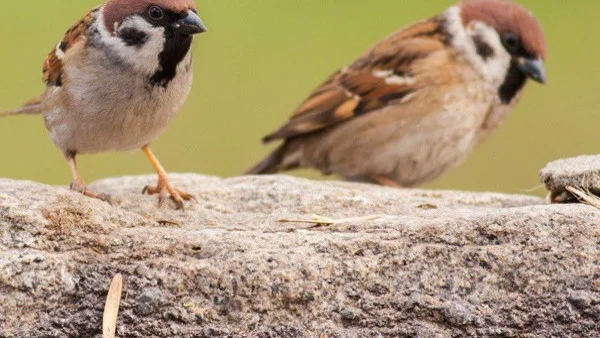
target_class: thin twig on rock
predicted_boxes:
[278,215,380,227]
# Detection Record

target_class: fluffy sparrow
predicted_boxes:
[248,0,547,188]
[1,0,206,208]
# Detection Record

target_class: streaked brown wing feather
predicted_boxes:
[263,16,448,143]
[42,8,99,87]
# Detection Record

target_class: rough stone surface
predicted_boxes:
[1,174,600,337]
[540,155,600,201]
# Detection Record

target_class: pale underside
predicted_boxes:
[290,52,505,187]
[276,6,520,187]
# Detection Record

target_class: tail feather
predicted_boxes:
[1,97,43,118]
[246,142,299,175]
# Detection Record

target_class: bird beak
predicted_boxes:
[173,10,207,35]
[517,57,546,84]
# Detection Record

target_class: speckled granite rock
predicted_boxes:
[540,155,600,202]
[1,174,599,337]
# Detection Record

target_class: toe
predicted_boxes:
[177,189,196,201]
[143,185,159,195]
[71,185,112,205]
[98,193,113,205]
[144,180,193,210]
[167,189,186,210]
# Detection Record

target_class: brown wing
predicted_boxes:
[263,16,449,143]
[42,7,99,87]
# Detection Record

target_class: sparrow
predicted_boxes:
[1,0,207,209]
[248,0,547,188]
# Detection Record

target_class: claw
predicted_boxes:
[143,179,195,210]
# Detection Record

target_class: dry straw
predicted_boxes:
[103,274,123,338]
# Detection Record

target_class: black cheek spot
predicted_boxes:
[499,61,527,104]
[58,41,68,52]
[473,35,494,61]
[119,28,148,47]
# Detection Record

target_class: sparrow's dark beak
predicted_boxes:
[517,57,546,84]
[174,10,207,35]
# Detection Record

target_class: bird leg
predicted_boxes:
[65,152,111,202]
[141,145,195,209]
[371,175,403,188]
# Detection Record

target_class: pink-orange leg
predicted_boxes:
[371,175,403,188]
[65,152,111,202]
[141,145,195,210]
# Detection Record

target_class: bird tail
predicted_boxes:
[0,97,43,118]
[246,142,300,175]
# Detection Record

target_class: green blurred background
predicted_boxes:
[0,1,598,195]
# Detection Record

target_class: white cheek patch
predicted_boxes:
[445,6,512,89]
[97,10,165,75]
[467,22,512,87]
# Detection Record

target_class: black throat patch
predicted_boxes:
[498,61,527,104]
[149,32,193,88]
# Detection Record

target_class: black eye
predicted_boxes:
[502,32,520,53]
[148,6,164,20]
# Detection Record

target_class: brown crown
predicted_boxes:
[459,0,547,59]
[103,0,197,33]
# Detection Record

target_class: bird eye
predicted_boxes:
[502,33,520,53]
[148,6,164,20]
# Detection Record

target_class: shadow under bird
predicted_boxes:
[1,0,207,209]
[248,0,547,188]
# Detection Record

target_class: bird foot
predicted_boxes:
[70,181,112,204]
[142,177,195,210]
